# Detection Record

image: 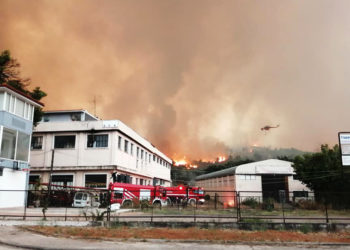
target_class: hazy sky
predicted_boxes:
[1,0,350,160]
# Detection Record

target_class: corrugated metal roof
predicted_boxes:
[195,159,293,181]
[195,166,238,181]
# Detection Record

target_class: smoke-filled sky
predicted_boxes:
[1,0,350,160]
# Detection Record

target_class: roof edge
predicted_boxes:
[0,84,44,107]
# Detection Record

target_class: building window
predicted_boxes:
[124,140,128,153]
[118,136,122,149]
[149,154,151,163]
[15,99,25,117]
[85,174,107,188]
[130,143,134,155]
[0,128,16,159]
[238,175,256,180]
[0,168,3,176]
[31,136,43,150]
[87,134,108,148]
[16,132,30,161]
[54,135,76,149]
[116,174,131,183]
[29,175,40,189]
[52,175,73,186]
[140,179,144,185]
[153,155,155,161]
[141,149,144,159]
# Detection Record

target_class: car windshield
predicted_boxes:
[75,193,83,200]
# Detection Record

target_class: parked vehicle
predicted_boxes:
[72,192,100,208]
[109,182,167,208]
[165,185,205,206]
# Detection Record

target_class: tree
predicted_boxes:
[0,50,46,125]
[293,144,350,208]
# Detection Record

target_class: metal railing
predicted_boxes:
[0,188,349,224]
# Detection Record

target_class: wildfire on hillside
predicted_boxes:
[173,154,227,169]
[217,156,226,162]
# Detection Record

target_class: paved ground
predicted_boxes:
[1,226,350,250]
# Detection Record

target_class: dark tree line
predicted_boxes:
[293,144,350,208]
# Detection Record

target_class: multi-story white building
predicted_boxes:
[30,110,172,189]
[0,84,43,208]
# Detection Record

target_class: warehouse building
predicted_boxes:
[195,159,311,207]
[30,110,172,189]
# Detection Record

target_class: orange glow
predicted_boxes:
[217,156,226,162]
[174,159,188,166]
[228,200,235,207]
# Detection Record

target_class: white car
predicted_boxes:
[72,192,100,207]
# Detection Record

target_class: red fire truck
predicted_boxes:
[165,185,205,206]
[109,182,168,208]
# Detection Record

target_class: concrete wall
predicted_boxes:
[0,168,27,208]
[31,130,171,182]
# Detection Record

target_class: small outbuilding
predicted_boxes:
[195,159,311,207]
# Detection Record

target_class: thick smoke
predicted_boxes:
[1,0,350,160]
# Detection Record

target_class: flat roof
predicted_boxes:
[0,84,44,107]
[43,109,99,120]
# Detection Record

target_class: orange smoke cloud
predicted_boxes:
[1,0,349,159]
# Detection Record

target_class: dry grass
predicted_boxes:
[23,226,350,243]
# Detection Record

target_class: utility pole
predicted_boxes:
[47,149,55,200]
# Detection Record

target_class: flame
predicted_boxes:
[228,200,235,207]
[174,159,188,166]
[217,156,226,162]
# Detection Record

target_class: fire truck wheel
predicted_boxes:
[153,201,162,209]
[189,199,196,207]
[123,200,133,208]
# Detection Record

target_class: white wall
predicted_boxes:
[235,175,263,202]
[0,168,27,208]
[288,176,310,192]
[30,123,171,183]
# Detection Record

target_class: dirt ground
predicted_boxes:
[24,226,350,243]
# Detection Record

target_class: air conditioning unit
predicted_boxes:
[71,114,81,121]
[13,161,19,170]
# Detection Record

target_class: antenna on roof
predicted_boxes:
[93,96,96,117]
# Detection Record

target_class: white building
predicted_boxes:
[0,84,43,208]
[30,110,172,189]
[195,159,311,207]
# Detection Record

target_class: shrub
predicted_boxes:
[140,200,151,210]
[262,198,275,211]
[296,199,320,210]
[241,197,259,209]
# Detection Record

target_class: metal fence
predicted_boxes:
[0,188,350,224]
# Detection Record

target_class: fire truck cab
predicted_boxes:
[165,185,205,206]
